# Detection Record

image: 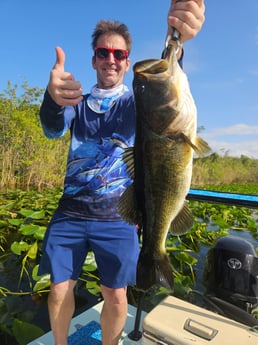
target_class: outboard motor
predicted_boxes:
[203,236,258,313]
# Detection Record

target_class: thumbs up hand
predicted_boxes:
[47,47,83,106]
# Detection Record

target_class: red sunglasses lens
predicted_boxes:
[95,47,128,61]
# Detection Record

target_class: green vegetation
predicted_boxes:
[0,187,257,344]
[0,82,68,191]
[0,188,101,345]
[192,154,258,186]
[0,82,257,344]
[0,81,258,192]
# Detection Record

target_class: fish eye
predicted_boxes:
[135,85,145,94]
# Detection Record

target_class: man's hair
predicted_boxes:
[91,20,132,54]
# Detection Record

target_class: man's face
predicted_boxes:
[92,33,130,89]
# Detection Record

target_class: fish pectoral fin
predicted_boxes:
[194,136,212,157]
[177,133,199,152]
[180,133,211,158]
[121,147,135,179]
[169,201,194,235]
[118,184,140,225]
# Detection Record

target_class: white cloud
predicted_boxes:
[203,124,258,138]
[201,124,258,158]
[206,139,258,158]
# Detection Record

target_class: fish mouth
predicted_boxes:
[133,42,176,78]
[133,59,169,75]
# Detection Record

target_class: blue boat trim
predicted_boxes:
[187,189,258,208]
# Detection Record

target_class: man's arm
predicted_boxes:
[39,90,68,138]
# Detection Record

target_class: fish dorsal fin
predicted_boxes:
[169,201,194,235]
[118,146,143,225]
[118,184,140,225]
[121,147,135,179]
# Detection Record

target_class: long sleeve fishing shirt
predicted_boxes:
[40,90,136,221]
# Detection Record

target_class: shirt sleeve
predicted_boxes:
[39,90,75,138]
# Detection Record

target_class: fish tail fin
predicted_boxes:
[136,252,174,292]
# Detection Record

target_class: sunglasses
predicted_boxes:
[94,46,128,61]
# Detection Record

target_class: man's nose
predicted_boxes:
[106,52,116,62]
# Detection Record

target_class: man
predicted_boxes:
[39,1,205,345]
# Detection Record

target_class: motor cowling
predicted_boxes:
[203,236,258,308]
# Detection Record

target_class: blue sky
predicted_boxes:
[1,0,258,158]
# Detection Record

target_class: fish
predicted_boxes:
[118,40,211,292]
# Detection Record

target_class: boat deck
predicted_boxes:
[27,301,146,345]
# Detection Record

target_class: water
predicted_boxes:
[1,217,257,344]
[0,234,100,345]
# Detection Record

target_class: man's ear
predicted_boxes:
[92,56,97,70]
[125,57,130,72]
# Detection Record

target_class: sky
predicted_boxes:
[1,0,258,159]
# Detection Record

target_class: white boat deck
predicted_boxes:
[27,301,146,345]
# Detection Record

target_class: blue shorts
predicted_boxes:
[38,211,140,288]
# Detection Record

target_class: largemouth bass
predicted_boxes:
[119,41,210,291]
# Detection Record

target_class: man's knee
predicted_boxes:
[49,280,77,304]
[100,285,127,304]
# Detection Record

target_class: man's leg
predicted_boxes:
[100,284,128,345]
[48,279,77,345]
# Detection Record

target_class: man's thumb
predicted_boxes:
[53,46,66,72]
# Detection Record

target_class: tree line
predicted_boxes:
[0,81,257,192]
